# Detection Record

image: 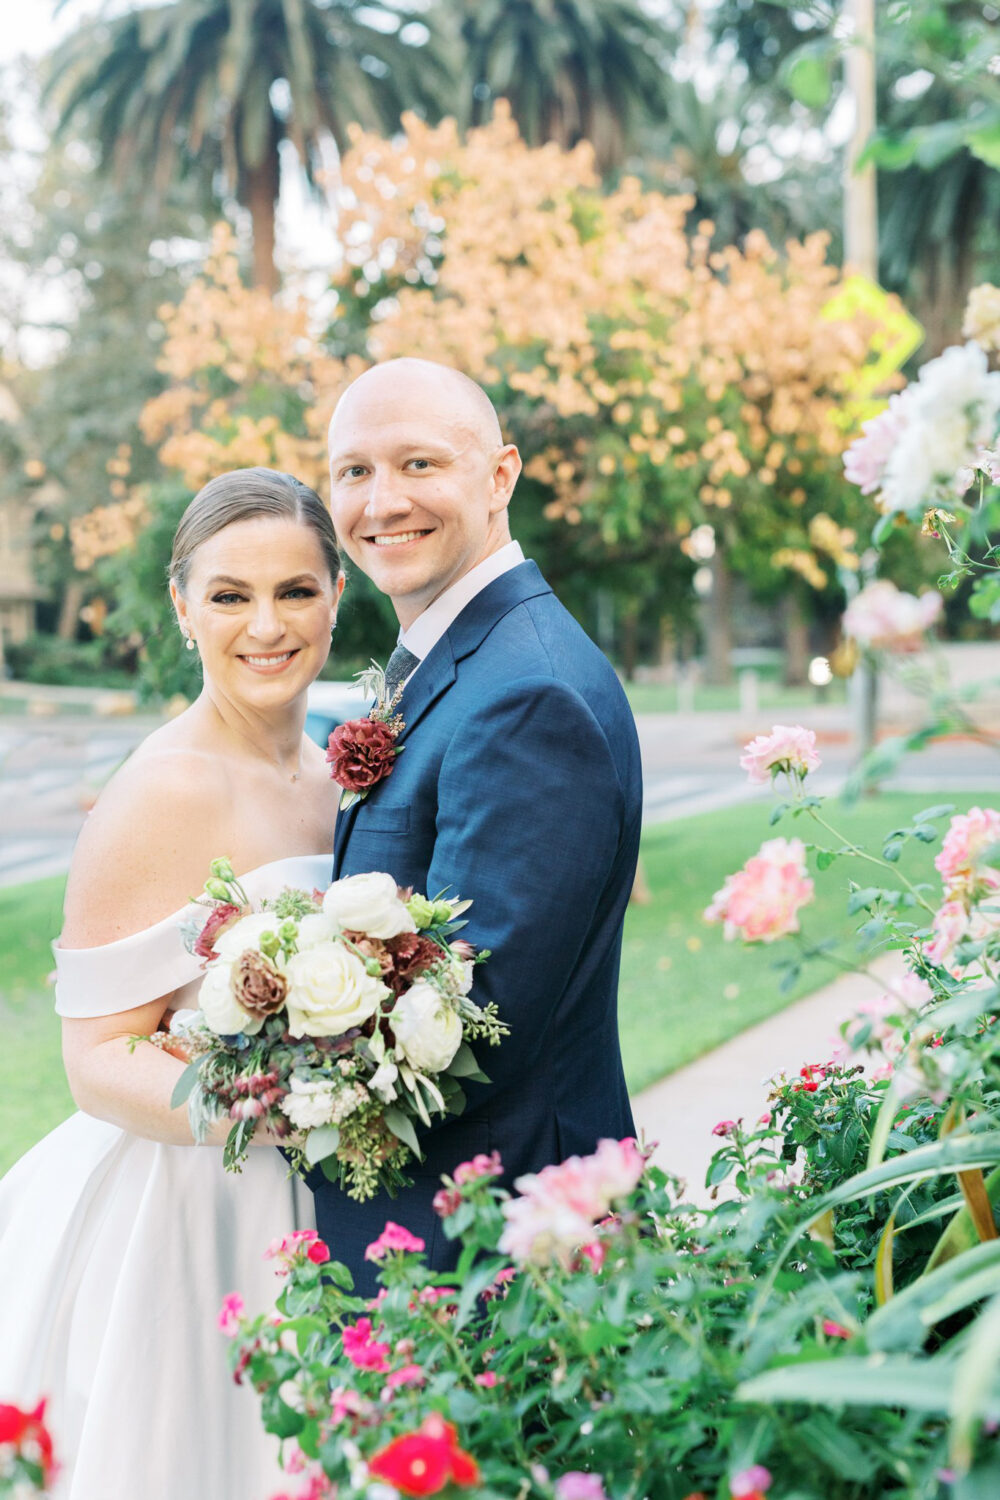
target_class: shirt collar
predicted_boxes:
[400,541,525,663]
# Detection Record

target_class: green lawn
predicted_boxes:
[0,876,75,1173]
[1,788,994,1172]
[624,679,847,715]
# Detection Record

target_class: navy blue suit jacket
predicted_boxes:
[313,560,641,1294]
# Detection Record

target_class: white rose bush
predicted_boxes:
[163,862,506,1198]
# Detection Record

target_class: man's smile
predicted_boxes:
[365,530,433,549]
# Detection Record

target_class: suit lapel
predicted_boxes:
[334,561,554,871]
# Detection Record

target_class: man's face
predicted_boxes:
[328,379,519,628]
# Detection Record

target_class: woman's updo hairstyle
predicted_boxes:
[170,467,341,593]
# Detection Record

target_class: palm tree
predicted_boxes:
[46,0,451,291]
[454,0,676,173]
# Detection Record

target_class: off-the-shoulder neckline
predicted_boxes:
[54,852,332,956]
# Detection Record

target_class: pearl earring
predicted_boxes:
[185,633,195,652]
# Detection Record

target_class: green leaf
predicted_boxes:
[913,804,955,824]
[874,1206,898,1306]
[770,801,790,826]
[739,1356,968,1415]
[967,120,1000,170]
[816,849,838,871]
[951,1293,1000,1470]
[446,1041,484,1079]
[304,1123,340,1166]
[170,1061,200,1109]
[383,1105,423,1160]
[882,840,903,863]
[847,887,883,914]
[782,45,832,109]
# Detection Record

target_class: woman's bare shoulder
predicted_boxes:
[61,736,232,948]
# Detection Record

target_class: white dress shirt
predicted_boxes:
[399,541,525,680]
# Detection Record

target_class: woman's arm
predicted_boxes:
[61,1002,236,1146]
[57,748,279,1147]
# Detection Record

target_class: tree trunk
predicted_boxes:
[703,551,733,685]
[58,579,85,641]
[621,603,639,683]
[783,588,811,686]
[246,147,280,294]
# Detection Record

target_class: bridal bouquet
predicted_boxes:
[167,861,505,1200]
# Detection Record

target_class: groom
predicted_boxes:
[318,358,642,1294]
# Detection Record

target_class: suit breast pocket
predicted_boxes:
[352,803,411,835]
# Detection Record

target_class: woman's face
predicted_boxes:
[171,515,343,713]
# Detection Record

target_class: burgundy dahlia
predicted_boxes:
[326,717,398,793]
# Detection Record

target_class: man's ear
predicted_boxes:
[490,444,522,516]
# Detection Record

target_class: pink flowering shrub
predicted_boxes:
[704,837,814,943]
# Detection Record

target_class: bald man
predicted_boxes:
[323,359,641,1294]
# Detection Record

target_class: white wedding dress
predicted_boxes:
[0,854,331,1500]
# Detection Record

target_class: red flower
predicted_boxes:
[368,1414,480,1496]
[326,718,399,793]
[194,902,242,959]
[307,1239,331,1264]
[0,1399,56,1483]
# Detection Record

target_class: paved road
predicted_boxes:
[2,706,1000,889]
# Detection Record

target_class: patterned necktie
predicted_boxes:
[383,644,420,700]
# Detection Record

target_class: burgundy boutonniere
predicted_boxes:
[326,660,405,811]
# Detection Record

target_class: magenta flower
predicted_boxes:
[730,1466,772,1498]
[216,1291,244,1337]
[364,1221,427,1261]
[341,1317,391,1372]
[554,1475,610,1500]
[712,1119,737,1137]
[453,1150,503,1185]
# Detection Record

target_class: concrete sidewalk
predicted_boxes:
[630,952,904,1200]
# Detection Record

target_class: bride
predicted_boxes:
[0,467,344,1499]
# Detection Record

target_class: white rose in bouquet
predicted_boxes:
[198,962,265,1037]
[295,912,337,950]
[391,980,463,1072]
[214,912,283,962]
[285,941,388,1038]
[323,872,417,939]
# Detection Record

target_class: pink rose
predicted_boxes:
[935,807,1000,896]
[342,1317,391,1372]
[307,1239,331,1265]
[842,579,942,653]
[475,1370,499,1387]
[740,725,820,785]
[499,1137,645,1267]
[705,837,814,943]
[385,1363,425,1389]
[217,1291,244,1336]
[365,1221,426,1261]
[843,393,910,495]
